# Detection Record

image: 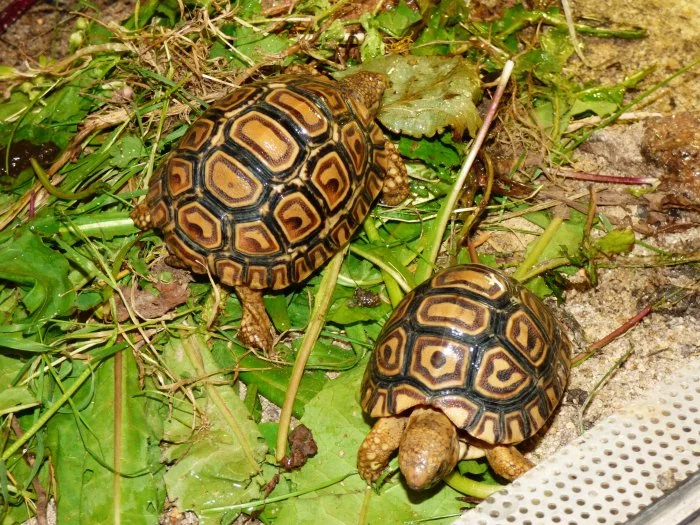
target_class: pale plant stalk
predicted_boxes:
[275,249,347,461]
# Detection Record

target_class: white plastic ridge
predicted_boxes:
[457,358,700,525]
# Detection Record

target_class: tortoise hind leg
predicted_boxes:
[131,202,153,230]
[357,416,408,484]
[485,445,534,481]
[236,286,275,353]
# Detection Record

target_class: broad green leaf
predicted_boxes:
[375,0,422,37]
[267,365,464,524]
[0,231,77,330]
[0,386,37,411]
[45,351,165,523]
[348,55,482,138]
[594,228,635,255]
[212,25,290,67]
[326,288,391,325]
[398,136,462,168]
[523,211,586,295]
[161,332,268,522]
[0,354,26,389]
[412,0,469,56]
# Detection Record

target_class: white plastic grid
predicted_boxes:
[457,359,700,525]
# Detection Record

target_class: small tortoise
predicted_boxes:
[132,72,409,351]
[357,264,571,490]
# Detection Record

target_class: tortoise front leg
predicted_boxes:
[485,445,534,481]
[380,140,410,206]
[357,416,408,484]
[236,286,275,353]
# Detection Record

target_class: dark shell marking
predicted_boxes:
[361,264,571,446]
[144,74,391,290]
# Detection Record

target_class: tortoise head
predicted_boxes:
[398,407,461,490]
[339,71,387,117]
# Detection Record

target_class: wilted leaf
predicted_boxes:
[161,331,268,522]
[345,55,482,138]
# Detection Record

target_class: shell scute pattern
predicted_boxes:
[361,264,571,445]
[145,75,390,290]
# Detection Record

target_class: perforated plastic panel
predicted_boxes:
[458,359,700,525]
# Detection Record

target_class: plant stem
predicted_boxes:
[180,331,260,473]
[577,345,634,433]
[275,250,346,461]
[202,471,358,512]
[1,358,103,462]
[443,471,503,499]
[572,304,652,367]
[30,158,105,200]
[363,220,404,306]
[349,244,413,293]
[415,60,514,284]
[562,59,699,153]
[512,215,563,282]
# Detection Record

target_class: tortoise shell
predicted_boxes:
[141,74,393,290]
[360,264,571,446]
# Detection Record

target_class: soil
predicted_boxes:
[0,0,136,67]
[516,0,700,462]
[1,0,698,520]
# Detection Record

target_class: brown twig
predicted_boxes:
[572,303,653,366]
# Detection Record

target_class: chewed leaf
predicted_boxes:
[342,55,482,138]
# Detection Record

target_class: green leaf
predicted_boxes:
[266,365,464,524]
[359,14,386,62]
[412,0,469,56]
[211,25,289,67]
[0,386,37,411]
[213,339,327,416]
[594,228,635,255]
[375,0,422,37]
[327,288,391,325]
[347,55,482,138]
[398,136,462,168]
[0,232,77,330]
[161,331,267,522]
[457,459,489,476]
[109,135,147,168]
[45,351,165,523]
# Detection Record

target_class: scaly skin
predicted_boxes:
[357,416,407,484]
[399,408,461,490]
[340,72,410,206]
[236,286,275,352]
[485,445,534,481]
[358,407,536,489]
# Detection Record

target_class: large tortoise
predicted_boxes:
[357,264,571,489]
[132,72,409,351]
